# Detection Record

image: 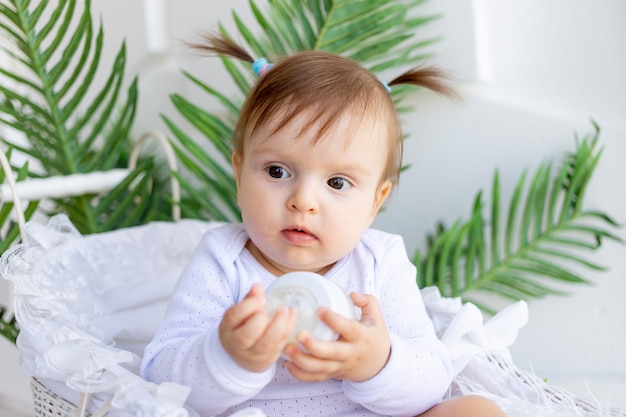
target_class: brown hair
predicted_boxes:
[190,34,457,186]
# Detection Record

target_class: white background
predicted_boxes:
[1,0,625,414]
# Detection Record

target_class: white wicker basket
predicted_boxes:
[31,378,82,417]
[3,131,191,417]
[477,352,626,417]
[29,352,626,417]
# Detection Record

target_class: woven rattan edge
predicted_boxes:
[482,352,626,417]
[30,377,85,417]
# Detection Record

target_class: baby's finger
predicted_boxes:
[246,283,265,298]
[317,307,361,341]
[261,306,298,345]
[284,343,341,377]
[350,292,383,327]
[295,331,351,361]
[226,310,270,348]
[221,286,266,330]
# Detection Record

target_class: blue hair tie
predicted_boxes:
[253,58,273,76]
[382,82,391,93]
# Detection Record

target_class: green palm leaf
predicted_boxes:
[169,0,439,221]
[0,305,18,344]
[0,0,166,235]
[415,124,622,314]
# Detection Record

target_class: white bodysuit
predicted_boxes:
[141,223,452,417]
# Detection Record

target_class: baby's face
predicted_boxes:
[233,111,391,276]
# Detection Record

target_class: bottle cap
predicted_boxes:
[265,271,355,342]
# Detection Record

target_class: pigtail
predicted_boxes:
[188,33,254,64]
[387,66,460,100]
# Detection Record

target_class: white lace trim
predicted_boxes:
[1,214,215,416]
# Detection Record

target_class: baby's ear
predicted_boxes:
[231,151,242,172]
[373,180,392,214]
[231,151,243,200]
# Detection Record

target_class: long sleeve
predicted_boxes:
[140,225,274,416]
[342,231,453,416]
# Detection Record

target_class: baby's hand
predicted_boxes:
[283,292,391,382]
[219,283,298,373]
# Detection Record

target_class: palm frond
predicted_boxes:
[415,124,623,314]
[0,0,164,235]
[169,0,439,221]
[0,305,18,344]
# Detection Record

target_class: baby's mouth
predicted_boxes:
[283,227,317,244]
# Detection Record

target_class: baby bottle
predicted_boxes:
[265,271,355,342]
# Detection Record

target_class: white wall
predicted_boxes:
[374,0,626,408]
[1,0,625,413]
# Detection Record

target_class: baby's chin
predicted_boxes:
[275,263,335,276]
[266,256,337,276]
[248,240,341,275]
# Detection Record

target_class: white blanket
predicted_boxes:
[1,214,622,417]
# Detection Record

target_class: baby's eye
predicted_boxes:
[327,177,352,190]
[267,165,289,179]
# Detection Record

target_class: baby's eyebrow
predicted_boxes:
[247,147,285,160]
[326,161,372,177]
